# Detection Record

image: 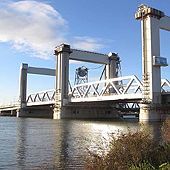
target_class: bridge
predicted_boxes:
[1,4,170,121]
[1,74,170,118]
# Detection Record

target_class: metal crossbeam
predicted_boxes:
[69,49,109,64]
[28,67,56,76]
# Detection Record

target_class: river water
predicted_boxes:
[0,117,163,169]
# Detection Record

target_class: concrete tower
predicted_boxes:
[135,4,169,121]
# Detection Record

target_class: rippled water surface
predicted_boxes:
[0,117,162,169]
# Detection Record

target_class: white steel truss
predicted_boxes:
[27,89,55,106]
[25,77,170,106]
[161,79,170,93]
[71,75,143,102]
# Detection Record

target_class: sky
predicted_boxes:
[0,0,170,105]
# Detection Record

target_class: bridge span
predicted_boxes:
[26,75,143,105]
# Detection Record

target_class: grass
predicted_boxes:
[84,116,170,170]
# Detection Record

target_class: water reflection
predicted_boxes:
[0,117,163,169]
[53,120,70,168]
[16,118,27,170]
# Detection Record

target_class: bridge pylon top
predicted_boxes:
[135,4,164,20]
[53,43,72,55]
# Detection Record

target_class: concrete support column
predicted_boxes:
[135,5,165,121]
[140,16,162,121]
[142,16,161,103]
[140,15,162,121]
[53,44,71,119]
[17,63,28,117]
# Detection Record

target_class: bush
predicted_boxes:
[162,116,170,143]
[84,118,170,170]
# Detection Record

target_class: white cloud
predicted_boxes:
[72,36,104,51]
[0,1,67,59]
[0,1,112,59]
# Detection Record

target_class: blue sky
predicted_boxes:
[0,0,170,105]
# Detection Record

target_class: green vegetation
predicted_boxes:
[84,116,170,170]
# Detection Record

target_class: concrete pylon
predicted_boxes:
[53,44,72,119]
[135,5,167,121]
[17,63,28,117]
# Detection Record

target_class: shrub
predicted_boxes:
[162,116,170,143]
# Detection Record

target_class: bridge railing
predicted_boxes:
[71,75,143,102]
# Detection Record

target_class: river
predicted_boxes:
[0,117,163,169]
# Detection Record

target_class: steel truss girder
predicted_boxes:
[25,78,170,106]
[71,75,143,102]
[27,89,55,106]
[118,102,140,109]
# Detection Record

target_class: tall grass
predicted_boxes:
[84,116,170,170]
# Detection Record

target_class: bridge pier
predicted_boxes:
[53,107,62,119]
[17,108,25,117]
[140,104,170,121]
[54,103,119,119]
[17,106,53,118]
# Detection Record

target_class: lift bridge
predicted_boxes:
[1,4,170,121]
